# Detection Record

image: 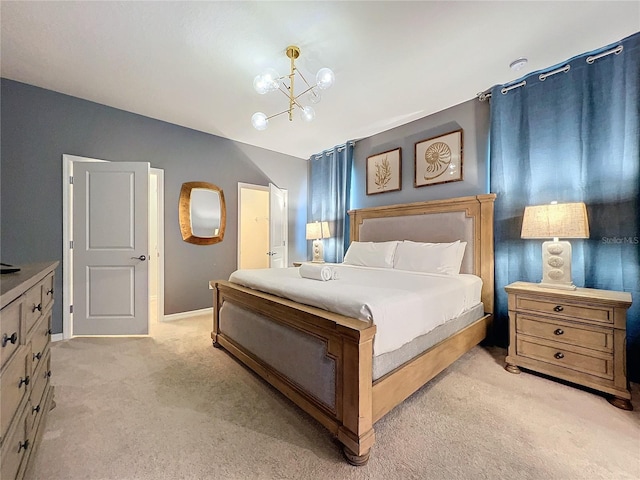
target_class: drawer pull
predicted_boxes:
[554,329,564,336]
[46,328,52,336]
[32,405,41,414]
[32,303,42,313]
[46,287,54,295]
[554,352,565,359]
[2,332,18,347]
[45,370,52,378]
[553,305,564,312]
[33,352,42,361]
[19,376,30,388]
[18,439,30,452]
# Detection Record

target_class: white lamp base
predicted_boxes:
[311,239,325,263]
[538,240,576,290]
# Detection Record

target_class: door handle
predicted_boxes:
[131,255,147,261]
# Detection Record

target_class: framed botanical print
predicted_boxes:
[366,147,402,195]
[414,129,463,187]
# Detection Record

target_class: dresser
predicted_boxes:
[1,261,58,480]
[504,282,632,410]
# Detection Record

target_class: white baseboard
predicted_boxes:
[51,333,64,343]
[163,307,213,322]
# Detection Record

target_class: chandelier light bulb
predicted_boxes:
[300,106,316,122]
[261,68,280,91]
[309,88,322,104]
[251,112,268,130]
[316,67,335,90]
[253,75,269,95]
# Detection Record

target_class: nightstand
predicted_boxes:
[504,281,633,410]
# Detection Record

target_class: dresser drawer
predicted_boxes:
[516,314,613,353]
[0,406,30,480]
[516,295,613,325]
[1,299,22,370]
[24,283,44,335]
[29,312,51,373]
[41,272,55,313]
[516,337,613,380]
[28,351,51,434]
[0,348,30,442]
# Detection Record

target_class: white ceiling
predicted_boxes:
[1,1,638,159]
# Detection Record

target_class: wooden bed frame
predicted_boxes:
[210,194,495,465]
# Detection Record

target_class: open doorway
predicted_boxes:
[237,183,269,269]
[237,182,288,269]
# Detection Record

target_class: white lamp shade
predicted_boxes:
[306,221,331,240]
[521,202,589,239]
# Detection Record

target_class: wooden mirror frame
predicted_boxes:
[179,181,226,245]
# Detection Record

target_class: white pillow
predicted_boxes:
[393,240,466,275]
[343,241,399,268]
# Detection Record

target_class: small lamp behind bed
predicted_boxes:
[521,201,589,290]
[306,221,331,263]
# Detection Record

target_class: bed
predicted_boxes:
[210,194,496,465]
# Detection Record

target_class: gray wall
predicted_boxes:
[0,79,307,333]
[351,99,489,209]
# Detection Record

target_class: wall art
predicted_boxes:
[414,129,463,187]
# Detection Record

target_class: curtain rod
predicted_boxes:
[313,140,355,159]
[476,44,623,101]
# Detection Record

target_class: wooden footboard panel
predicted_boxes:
[211,280,377,458]
[371,314,491,422]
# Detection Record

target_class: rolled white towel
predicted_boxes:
[299,263,337,281]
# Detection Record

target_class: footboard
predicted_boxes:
[210,280,377,464]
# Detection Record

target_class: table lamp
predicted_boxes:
[521,201,589,290]
[306,221,331,263]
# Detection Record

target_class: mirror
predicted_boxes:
[179,181,226,245]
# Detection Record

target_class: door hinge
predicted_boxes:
[69,175,74,184]
[70,240,74,249]
[70,305,74,314]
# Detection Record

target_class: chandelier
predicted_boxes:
[251,45,335,130]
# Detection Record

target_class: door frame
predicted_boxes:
[61,154,165,339]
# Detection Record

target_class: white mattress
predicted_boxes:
[228,265,482,356]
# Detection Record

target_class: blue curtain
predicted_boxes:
[489,33,640,380]
[309,142,354,263]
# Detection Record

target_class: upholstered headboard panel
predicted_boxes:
[355,211,475,274]
[348,194,496,314]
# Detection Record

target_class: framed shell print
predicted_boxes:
[414,129,463,187]
[366,147,402,195]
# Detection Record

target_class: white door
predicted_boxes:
[269,183,288,268]
[73,161,150,335]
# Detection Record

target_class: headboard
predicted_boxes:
[348,194,496,314]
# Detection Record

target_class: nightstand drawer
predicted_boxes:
[517,337,613,380]
[516,295,613,324]
[516,314,613,353]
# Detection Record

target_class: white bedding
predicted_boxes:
[228,264,482,356]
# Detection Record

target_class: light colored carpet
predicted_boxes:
[27,313,639,480]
